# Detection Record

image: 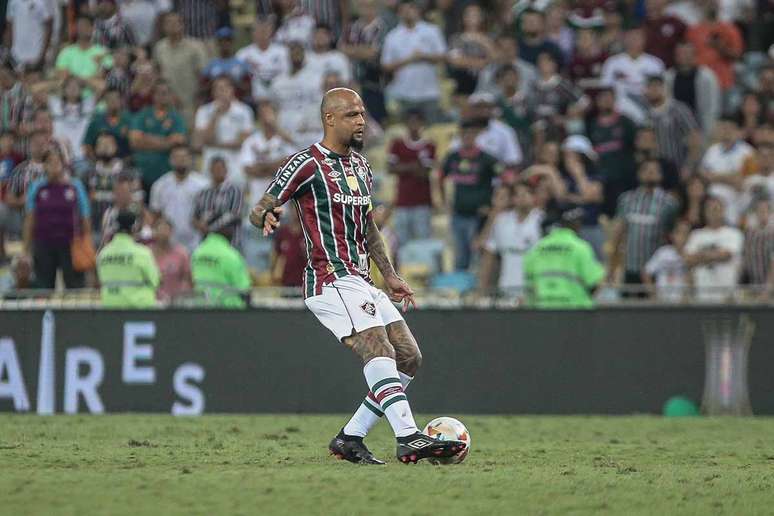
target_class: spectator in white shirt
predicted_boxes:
[149,145,209,253]
[684,196,744,303]
[193,77,255,186]
[475,34,537,102]
[449,93,523,168]
[49,76,95,165]
[700,117,759,226]
[306,24,352,84]
[643,219,691,302]
[236,16,290,100]
[269,41,324,149]
[239,101,295,208]
[6,0,54,70]
[274,0,316,47]
[479,182,543,299]
[119,0,173,47]
[601,26,665,123]
[381,0,447,122]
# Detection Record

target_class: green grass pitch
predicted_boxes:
[2,415,774,515]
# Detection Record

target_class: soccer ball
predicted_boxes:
[422,417,471,465]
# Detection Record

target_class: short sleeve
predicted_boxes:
[55,48,70,70]
[171,112,186,135]
[239,137,256,167]
[644,248,665,276]
[380,34,398,66]
[149,180,163,212]
[265,152,316,204]
[684,231,700,255]
[727,229,744,255]
[430,25,447,54]
[194,105,209,130]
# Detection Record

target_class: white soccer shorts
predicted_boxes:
[305,275,404,342]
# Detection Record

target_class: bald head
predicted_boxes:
[320,88,361,120]
[319,88,366,151]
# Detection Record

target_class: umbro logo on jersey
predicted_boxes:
[360,301,376,317]
[405,438,433,449]
[328,170,342,179]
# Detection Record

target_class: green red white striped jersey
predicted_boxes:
[265,143,375,298]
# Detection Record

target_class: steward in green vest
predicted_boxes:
[97,211,160,308]
[191,226,251,308]
[524,207,604,309]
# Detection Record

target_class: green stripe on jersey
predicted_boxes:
[311,178,347,279]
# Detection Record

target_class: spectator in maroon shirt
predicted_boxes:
[387,108,436,246]
[568,27,608,91]
[23,148,92,290]
[272,212,306,293]
[644,0,687,68]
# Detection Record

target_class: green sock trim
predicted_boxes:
[380,394,407,411]
[370,377,401,394]
[363,398,384,417]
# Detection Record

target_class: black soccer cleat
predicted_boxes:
[328,430,385,465]
[396,432,467,464]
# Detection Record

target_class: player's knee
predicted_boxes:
[374,341,396,361]
[398,349,422,377]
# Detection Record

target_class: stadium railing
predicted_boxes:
[0,285,772,309]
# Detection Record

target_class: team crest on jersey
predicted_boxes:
[360,301,376,317]
[346,176,359,191]
[355,165,367,180]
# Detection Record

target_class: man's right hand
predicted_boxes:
[249,205,283,236]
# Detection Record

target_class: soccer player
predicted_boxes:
[249,88,465,464]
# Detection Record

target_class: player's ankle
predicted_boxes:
[337,428,364,442]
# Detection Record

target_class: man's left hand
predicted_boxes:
[385,274,417,312]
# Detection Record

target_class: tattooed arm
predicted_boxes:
[367,217,417,311]
[366,217,397,279]
[249,192,284,236]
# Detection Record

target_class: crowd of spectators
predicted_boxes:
[0,0,772,306]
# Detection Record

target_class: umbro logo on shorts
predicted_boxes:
[360,301,376,317]
[405,438,433,449]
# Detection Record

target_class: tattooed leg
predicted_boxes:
[386,320,423,377]
[343,326,395,363]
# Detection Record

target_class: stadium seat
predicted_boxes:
[429,271,477,294]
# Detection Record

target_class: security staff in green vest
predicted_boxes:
[97,211,160,308]
[191,225,251,308]
[524,206,604,309]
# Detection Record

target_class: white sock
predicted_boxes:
[343,371,413,438]
[362,357,418,438]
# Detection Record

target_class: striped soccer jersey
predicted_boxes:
[265,143,375,298]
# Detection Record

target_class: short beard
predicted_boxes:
[349,136,364,151]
